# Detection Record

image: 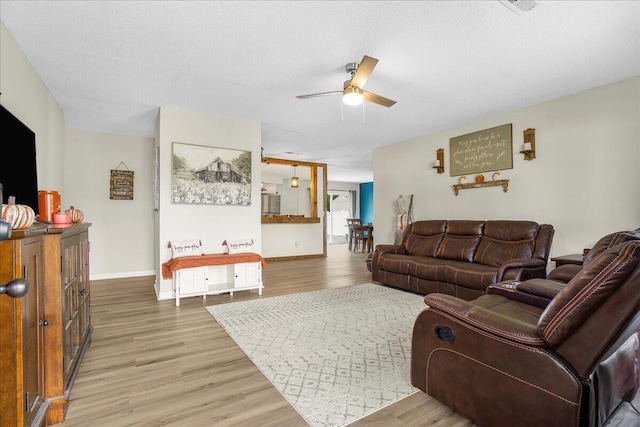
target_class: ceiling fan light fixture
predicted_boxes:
[343,86,364,106]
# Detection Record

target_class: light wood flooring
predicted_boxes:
[59,244,473,427]
[59,243,640,427]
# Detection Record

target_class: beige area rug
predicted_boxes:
[206,283,427,427]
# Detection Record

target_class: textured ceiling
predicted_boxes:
[1,1,638,182]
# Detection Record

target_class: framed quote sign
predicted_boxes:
[110,163,134,200]
[449,124,513,176]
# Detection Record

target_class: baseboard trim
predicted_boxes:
[90,270,155,281]
[264,254,325,262]
[155,282,174,300]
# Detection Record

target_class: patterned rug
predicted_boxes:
[206,283,427,427]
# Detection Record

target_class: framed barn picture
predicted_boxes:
[172,142,251,205]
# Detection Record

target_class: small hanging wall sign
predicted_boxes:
[110,162,134,200]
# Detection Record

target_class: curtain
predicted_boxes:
[349,190,357,218]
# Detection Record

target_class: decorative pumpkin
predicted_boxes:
[475,174,485,183]
[65,206,84,223]
[1,196,36,230]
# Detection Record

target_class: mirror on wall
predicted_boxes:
[260,157,326,224]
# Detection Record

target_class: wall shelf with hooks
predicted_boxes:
[453,179,509,196]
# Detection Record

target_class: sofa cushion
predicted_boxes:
[410,256,453,279]
[444,261,499,290]
[547,264,583,283]
[376,253,413,275]
[402,220,446,257]
[435,220,484,262]
[412,258,498,291]
[473,221,539,267]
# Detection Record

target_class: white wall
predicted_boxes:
[64,130,155,279]
[155,107,262,299]
[276,178,312,217]
[2,21,158,281]
[0,22,65,191]
[374,76,640,259]
[262,223,324,257]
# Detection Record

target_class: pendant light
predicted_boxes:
[290,165,299,188]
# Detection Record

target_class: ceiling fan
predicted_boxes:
[296,55,396,108]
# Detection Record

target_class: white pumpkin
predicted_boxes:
[1,197,36,230]
[65,206,84,223]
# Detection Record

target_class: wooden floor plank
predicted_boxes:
[59,245,474,426]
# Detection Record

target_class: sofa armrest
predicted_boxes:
[424,293,545,346]
[487,279,566,309]
[374,244,406,256]
[371,244,406,282]
[497,258,546,281]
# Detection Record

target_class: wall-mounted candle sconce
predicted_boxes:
[433,148,445,174]
[520,128,536,160]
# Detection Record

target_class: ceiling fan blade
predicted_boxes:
[296,91,342,99]
[363,90,396,108]
[349,55,378,89]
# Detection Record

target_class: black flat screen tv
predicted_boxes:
[0,104,39,215]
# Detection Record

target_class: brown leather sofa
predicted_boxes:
[411,237,640,427]
[370,220,555,300]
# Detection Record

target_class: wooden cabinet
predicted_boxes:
[173,261,263,306]
[0,235,46,427]
[0,223,91,427]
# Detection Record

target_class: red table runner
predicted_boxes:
[162,253,267,279]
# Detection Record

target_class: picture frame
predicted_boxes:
[449,123,513,177]
[172,142,251,205]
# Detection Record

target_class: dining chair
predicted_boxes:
[351,219,367,252]
[346,218,354,250]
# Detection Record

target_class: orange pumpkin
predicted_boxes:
[1,196,36,230]
[66,206,84,223]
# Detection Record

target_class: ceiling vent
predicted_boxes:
[500,0,539,15]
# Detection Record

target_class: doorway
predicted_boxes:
[326,190,352,244]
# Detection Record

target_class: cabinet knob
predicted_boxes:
[39,320,49,327]
[79,289,87,296]
[0,278,29,298]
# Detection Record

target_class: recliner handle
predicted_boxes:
[434,326,455,342]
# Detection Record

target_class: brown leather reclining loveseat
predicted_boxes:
[411,229,640,427]
[489,228,640,308]
[371,220,555,300]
